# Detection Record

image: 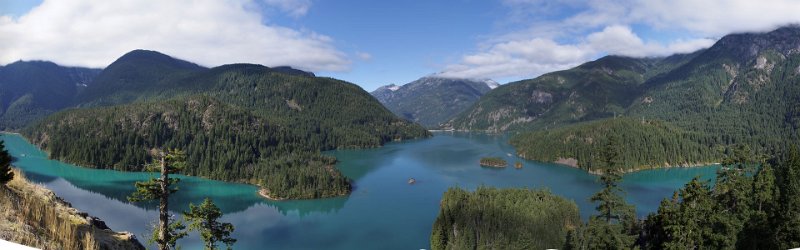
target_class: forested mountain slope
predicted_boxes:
[446,53,699,131]
[24,50,430,199]
[509,118,721,173]
[457,26,800,170]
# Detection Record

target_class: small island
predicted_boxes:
[514,162,523,169]
[479,157,508,168]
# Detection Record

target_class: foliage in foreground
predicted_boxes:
[636,146,800,249]
[128,149,236,250]
[184,198,236,250]
[430,186,580,250]
[0,140,13,185]
[128,149,188,250]
[567,145,800,249]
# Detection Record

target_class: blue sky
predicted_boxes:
[2,0,800,91]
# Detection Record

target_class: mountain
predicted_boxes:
[371,76,498,128]
[77,49,207,106]
[371,84,400,103]
[445,53,700,131]
[484,25,800,170]
[24,50,430,199]
[0,61,101,129]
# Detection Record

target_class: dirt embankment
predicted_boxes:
[0,170,145,250]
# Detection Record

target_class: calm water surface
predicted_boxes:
[1,132,717,249]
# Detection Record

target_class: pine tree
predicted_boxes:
[591,135,636,225]
[0,140,13,185]
[770,146,800,249]
[584,134,637,249]
[184,198,236,250]
[128,149,188,250]
[737,164,776,249]
[662,178,714,249]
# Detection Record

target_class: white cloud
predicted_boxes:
[439,38,593,78]
[442,0,800,79]
[355,52,372,61]
[0,0,350,71]
[441,26,714,79]
[627,0,800,35]
[262,0,312,17]
[586,25,714,57]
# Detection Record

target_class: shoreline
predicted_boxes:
[535,155,720,175]
[257,188,287,201]
[516,151,721,175]
[3,132,351,202]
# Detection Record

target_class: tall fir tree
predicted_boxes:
[577,134,638,249]
[128,149,188,250]
[185,198,236,250]
[0,140,13,185]
[770,146,800,249]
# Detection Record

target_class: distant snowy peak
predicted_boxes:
[370,75,499,128]
[422,75,500,89]
[481,79,500,89]
[374,83,399,92]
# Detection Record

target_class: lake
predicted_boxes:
[0,132,717,249]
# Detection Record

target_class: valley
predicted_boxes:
[2,1,800,247]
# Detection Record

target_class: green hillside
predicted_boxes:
[457,26,800,170]
[24,50,430,199]
[510,118,721,173]
[445,54,698,132]
[76,49,205,106]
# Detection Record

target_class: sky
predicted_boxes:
[1,0,800,91]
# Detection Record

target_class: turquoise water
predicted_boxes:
[1,132,717,249]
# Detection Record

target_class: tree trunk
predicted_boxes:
[159,156,169,250]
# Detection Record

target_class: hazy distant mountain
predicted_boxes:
[371,76,499,128]
[0,61,100,129]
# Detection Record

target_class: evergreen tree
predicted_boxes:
[770,146,800,249]
[593,136,636,226]
[0,140,13,185]
[128,149,188,250]
[737,163,775,249]
[662,178,714,249]
[706,145,757,248]
[583,135,637,249]
[184,198,236,250]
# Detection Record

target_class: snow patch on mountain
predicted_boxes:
[482,79,500,89]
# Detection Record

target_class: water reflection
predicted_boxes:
[2,132,719,250]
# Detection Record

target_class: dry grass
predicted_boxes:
[0,169,144,250]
